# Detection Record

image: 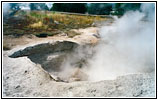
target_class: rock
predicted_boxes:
[24,70,27,73]
[15,85,20,89]
[69,78,80,82]
[93,33,100,38]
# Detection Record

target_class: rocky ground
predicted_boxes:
[2,27,155,97]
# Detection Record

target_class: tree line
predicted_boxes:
[51,3,141,15]
[8,3,141,15]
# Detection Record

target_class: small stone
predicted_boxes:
[24,70,27,73]
[6,76,9,79]
[15,85,20,89]
[68,87,73,90]
[91,89,96,93]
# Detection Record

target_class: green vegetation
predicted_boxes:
[112,3,141,15]
[88,3,112,15]
[50,3,141,15]
[8,3,142,15]
[9,3,21,10]
[9,3,49,11]
[29,3,49,10]
[51,3,87,13]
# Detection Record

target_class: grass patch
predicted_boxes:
[3,10,107,38]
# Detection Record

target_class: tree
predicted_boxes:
[88,3,112,15]
[51,3,87,13]
[9,3,49,11]
[29,3,49,10]
[122,3,141,11]
[50,3,62,11]
[8,3,21,17]
[9,3,21,11]
[113,3,141,15]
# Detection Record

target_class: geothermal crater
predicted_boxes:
[9,40,91,82]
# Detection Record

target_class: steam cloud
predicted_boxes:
[60,3,155,81]
[86,3,155,81]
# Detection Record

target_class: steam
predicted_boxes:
[86,3,155,81]
[59,3,155,81]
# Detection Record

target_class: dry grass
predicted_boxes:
[51,13,106,29]
[3,11,107,38]
[3,44,11,50]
